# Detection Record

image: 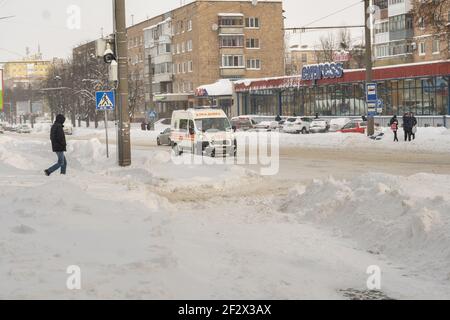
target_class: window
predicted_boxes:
[188,60,193,72]
[188,20,192,31]
[219,17,243,27]
[246,38,260,49]
[182,42,185,53]
[418,17,425,30]
[419,42,426,56]
[246,59,261,70]
[433,38,440,54]
[222,55,244,68]
[220,36,244,47]
[245,17,260,28]
[376,45,389,58]
[301,53,307,63]
[375,21,389,34]
[187,40,193,51]
[179,119,188,131]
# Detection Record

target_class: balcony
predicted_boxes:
[220,67,245,77]
[390,29,413,41]
[219,26,244,35]
[388,1,412,17]
[220,47,245,55]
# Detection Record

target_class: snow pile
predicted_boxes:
[67,138,110,170]
[239,127,450,153]
[0,137,38,170]
[280,173,450,280]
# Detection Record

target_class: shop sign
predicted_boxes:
[302,62,344,81]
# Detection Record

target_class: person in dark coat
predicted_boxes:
[45,114,67,176]
[389,115,399,142]
[403,113,413,142]
[275,115,282,122]
[411,113,418,140]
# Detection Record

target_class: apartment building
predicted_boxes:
[373,0,450,66]
[141,0,284,118]
[2,54,51,88]
[285,46,321,76]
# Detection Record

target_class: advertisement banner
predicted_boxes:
[0,69,3,112]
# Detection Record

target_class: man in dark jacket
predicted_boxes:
[403,113,413,142]
[411,113,418,140]
[44,114,67,176]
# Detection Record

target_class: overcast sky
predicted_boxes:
[0,0,364,62]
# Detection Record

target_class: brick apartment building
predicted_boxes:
[373,0,450,66]
[136,0,285,118]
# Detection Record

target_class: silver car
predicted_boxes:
[157,128,172,146]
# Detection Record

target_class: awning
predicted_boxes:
[195,79,233,97]
[153,93,192,102]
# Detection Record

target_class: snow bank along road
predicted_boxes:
[1,127,450,299]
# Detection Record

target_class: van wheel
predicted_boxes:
[301,128,308,134]
[157,138,161,146]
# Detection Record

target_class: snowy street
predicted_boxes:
[1,126,450,300]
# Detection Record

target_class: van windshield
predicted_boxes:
[195,118,231,132]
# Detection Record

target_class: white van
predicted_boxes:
[171,107,236,157]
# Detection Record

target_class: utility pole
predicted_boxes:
[113,0,131,166]
[365,0,375,136]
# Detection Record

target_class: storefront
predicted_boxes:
[235,60,450,117]
[195,79,234,117]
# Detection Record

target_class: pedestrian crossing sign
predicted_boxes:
[96,91,115,110]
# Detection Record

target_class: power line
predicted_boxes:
[301,0,363,28]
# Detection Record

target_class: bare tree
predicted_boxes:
[127,65,145,122]
[316,33,336,63]
[412,0,450,33]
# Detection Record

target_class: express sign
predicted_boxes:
[302,62,344,81]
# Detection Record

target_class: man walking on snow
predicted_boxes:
[44,114,68,176]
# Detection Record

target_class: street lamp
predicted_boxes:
[54,76,63,118]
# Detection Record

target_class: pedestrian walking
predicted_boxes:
[44,114,68,176]
[389,115,399,142]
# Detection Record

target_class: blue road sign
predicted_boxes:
[366,83,378,102]
[148,110,157,119]
[96,91,115,111]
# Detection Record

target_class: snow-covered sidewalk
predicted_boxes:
[1,132,450,299]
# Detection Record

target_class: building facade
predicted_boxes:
[373,0,450,66]
[235,60,450,117]
[139,0,285,118]
[2,55,51,88]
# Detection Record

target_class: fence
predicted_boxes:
[319,116,450,128]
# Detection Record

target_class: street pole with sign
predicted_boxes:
[365,0,375,136]
[113,0,131,166]
[96,91,116,158]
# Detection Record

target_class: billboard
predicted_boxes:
[0,69,3,112]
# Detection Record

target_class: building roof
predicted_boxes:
[197,79,234,96]
[235,60,450,92]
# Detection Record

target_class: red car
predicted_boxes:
[339,121,367,134]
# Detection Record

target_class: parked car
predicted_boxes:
[309,119,330,133]
[157,128,172,146]
[154,118,172,133]
[231,116,256,131]
[17,124,32,134]
[253,120,280,131]
[282,117,312,134]
[64,124,73,135]
[339,120,368,134]
[0,125,4,134]
[329,118,351,132]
